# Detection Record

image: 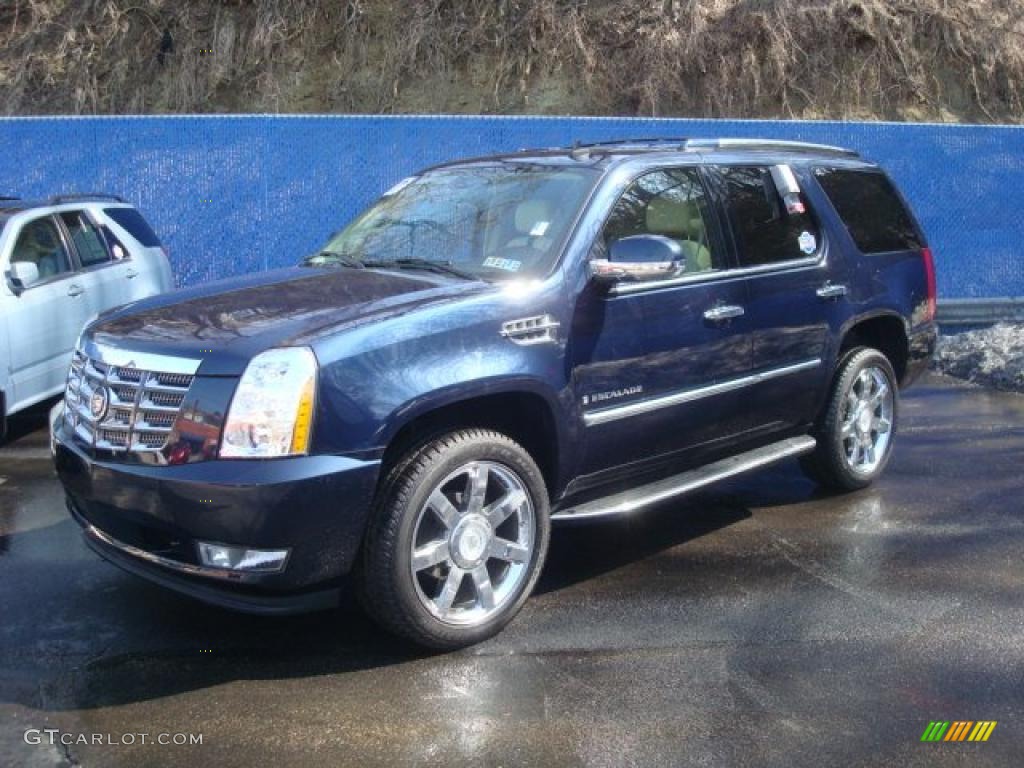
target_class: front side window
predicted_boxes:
[309,164,600,281]
[815,168,922,254]
[718,165,820,267]
[601,168,720,274]
[60,211,112,268]
[10,217,72,280]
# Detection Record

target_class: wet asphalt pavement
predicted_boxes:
[0,373,1022,767]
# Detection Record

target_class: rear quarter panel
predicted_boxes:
[92,205,175,299]
[806,165,935,379]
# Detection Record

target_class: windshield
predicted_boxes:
[308,163,600,280]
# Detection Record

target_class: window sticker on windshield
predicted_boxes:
[382,176,416,197]
[483,257,523,272]
[530,221,550,237]
[798,231,817,254]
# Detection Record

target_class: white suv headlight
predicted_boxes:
[220,347,318,459]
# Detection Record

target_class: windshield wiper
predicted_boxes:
[363,258,478,281]
[300,250,365,269]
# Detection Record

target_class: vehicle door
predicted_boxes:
[57,209,132,317]
[571,166,754,482]
[1,214,91,410]
[707,163,846,435]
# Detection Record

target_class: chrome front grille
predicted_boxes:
[64,349,195,453]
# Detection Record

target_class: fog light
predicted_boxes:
[197,542,290,573]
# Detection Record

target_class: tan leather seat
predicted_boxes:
[644,198,712,273]
[505,200,555,252]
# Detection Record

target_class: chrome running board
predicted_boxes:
[551,435,816,522]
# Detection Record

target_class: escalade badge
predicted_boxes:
[582,385,643,406]
[90,387,110,421]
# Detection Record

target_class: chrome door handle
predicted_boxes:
[67,284,84,297]
[125,268,139,279]
[816,282,848,299]
[703,304,745,322]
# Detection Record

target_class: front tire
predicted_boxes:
[801,347,899,491]
[360,429,550,650]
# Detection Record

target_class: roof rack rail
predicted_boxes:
[48,193,126,204]
[683,138,858,157]
[569,137,689,157]
[571,137,689,149]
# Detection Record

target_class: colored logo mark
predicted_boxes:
[921,721,997,742]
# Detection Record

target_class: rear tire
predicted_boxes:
[360,428,550,650]
[801,347,898,491]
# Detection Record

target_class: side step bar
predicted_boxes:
[551,435,816,522]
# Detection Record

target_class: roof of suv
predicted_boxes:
[0,193,127,216]
[428,137,877,172]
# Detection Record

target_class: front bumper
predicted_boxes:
[54,417,380,615]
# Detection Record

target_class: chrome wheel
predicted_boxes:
[410,460,535,627]
[840,365,894,474]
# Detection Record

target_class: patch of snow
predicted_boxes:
[932,323,1024,393]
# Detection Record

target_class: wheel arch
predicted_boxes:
[837,310,910,385]
[378,381,567,501]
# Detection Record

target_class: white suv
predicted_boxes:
[1,195,174,438]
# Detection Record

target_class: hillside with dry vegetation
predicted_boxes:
[2,0,1023,121]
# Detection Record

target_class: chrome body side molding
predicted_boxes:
[610,255,822,296]
[552,436,816,521]
[583,358,821,427]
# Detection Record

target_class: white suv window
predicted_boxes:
[11,217,73,280]
[60,210,112,268]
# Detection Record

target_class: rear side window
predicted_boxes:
[815,168,922,253]
[103,207,162,248]
[717,166,820,267]
[60,211,111,267]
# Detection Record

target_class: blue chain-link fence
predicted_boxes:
[1,115,1021,298]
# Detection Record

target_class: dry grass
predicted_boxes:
[1,0,1023,120]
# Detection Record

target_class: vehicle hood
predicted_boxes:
[87,266,491,375]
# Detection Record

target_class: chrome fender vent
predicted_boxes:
[500,314,560,346]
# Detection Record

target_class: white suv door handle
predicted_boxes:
[703,304,745,322]
[125,268,139,279]
[816,282,848,299]
[67,284,84,298]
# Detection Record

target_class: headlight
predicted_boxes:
[220,347,318,459]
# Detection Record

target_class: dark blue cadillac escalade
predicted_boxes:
[52,138,937,648]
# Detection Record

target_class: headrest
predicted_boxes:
[514,200,552,235]
[645,197,687,236]
[28,224,57,251]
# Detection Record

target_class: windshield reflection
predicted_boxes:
[307,164,599,281]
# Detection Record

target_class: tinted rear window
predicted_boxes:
[815,168,922,253]
[718,165,821,267]
[103,207,162,247]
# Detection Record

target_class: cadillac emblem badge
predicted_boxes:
[89,387,109,421]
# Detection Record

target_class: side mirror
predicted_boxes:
[590,234,683,285]
[7,261,40,295]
